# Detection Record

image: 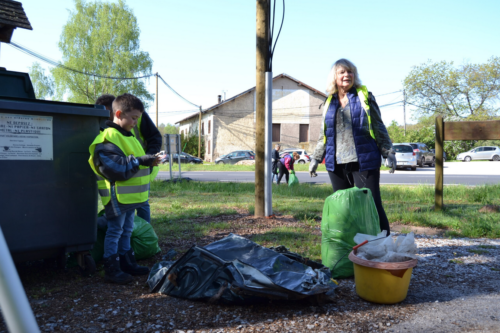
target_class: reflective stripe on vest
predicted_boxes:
[322,85,375,144]
[89,127,150,206]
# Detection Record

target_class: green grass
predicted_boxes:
[141,180,500,262]
[468,249,489,255]
[478,245,497,249]
[449,259,465,264]
[159,162,392,172]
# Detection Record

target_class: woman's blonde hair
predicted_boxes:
[292,152,300,160]
[325,58,362,95]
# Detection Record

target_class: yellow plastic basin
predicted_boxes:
[348,251,418,304]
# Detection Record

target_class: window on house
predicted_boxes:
[272,124,281,142]
[208,120,211,134]
[207,140,211,154]
[299,124,309,142]
[201,123,205,135]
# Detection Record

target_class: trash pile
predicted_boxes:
[354,231,418,262]
[147,234,337,305]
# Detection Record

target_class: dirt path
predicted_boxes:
[1,215,499,333]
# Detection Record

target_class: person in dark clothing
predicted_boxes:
[277,152,299,185]
[271,144,280,183]
[96,94,162,224]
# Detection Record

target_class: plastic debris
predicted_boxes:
[147,234,337,304]
[354,231,418,262]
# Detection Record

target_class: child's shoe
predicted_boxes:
[120,249,150,276]
[103,254,133,284]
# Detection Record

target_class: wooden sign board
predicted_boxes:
[444,120,500,141]
[435,117,500,211]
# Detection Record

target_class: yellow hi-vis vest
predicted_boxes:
[322,85,375,144]
[132,115,159,182]
[89,127,150,206]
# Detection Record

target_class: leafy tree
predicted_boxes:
[35,0,153,105]
[181,130,204,159]
[158,123,179,149]
[29,62,54,100]
[404,58,500,120]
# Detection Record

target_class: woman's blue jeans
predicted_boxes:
[104,210,134,258]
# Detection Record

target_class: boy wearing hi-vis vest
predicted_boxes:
[89,93,161,284]
[95,94,162,224]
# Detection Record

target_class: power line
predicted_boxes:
[157,75,199,108]
[376,90,402,97]
[9,41,154,80]
[378,101,403,108]
[405,101,438,112]
[9,40,201,110]
[268,0,285,71]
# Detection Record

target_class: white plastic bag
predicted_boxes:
[353,231,418,263]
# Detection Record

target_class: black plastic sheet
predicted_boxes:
[147,234,337,304]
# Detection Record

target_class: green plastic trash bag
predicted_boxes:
[288,170,299,187]
[90,214,161,263]
[321,187,381,278]
[131,216,162,260]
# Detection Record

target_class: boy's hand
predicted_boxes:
[137,154,160,167]
[152,155,162,167]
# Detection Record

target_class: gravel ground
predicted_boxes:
[0,215,499,333]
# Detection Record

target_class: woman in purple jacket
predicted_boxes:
[277,152,300,185]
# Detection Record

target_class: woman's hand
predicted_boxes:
[386,149,397,174]
[309,159,318,177]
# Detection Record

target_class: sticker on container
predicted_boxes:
[0,113,53,160]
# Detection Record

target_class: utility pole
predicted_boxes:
[255,0,270,217]
[403,89,406,136]
[155,72,159,128]
[198,106,202,158]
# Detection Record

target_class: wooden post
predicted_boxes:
[155,73,158,127]
[198,106,202,158]
[403,89,406,136]
[435,116,444,211]
[255,0,269,217]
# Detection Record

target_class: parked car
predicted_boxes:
[430,149,447,162]
[386,143,417,171]
[400,142,435,167]
[279,149,311,164]
[215,150,255,164]
[161,152,203,164]
[456,146,500,162]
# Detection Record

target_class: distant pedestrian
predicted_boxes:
[272,144,280,183]
[277,151,300,185]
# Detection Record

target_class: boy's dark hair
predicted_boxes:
[95,94,116,110]
[112,93,145,115]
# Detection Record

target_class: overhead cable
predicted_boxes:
[267,0,285,71]
[157,75,199,108]
[376,90,402,97]
[9,41,154,80]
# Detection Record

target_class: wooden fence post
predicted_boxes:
[435,116,444,211]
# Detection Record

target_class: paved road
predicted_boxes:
[158,162,500,186]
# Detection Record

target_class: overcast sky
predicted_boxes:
[3,0,500,126]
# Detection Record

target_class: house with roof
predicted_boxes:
[176,74,327,162]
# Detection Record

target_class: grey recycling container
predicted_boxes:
[0,70,108,268]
